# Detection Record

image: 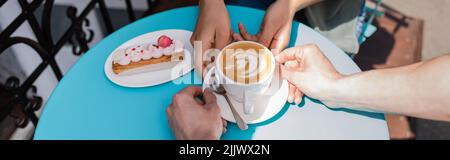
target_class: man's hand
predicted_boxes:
[167,86,226,140]
[191,0,233,76]
[277,44,343,106]
[279,45,450,121]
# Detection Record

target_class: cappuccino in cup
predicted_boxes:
[215,41,275,115]
[218,42,273,84]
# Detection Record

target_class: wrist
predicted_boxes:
[320,73,346,108]
[200,0,226,13]
[281,0,304,11]
[283,0,324,12]
[277,0,303,17]
[200,0,225,7]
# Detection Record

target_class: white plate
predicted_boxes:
[104,29,194,88]
[202,66,289,124]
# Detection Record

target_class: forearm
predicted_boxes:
[200,0,223,4]
[326,55,450,121]
[286,0,324,11]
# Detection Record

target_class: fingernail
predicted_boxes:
[275,55,280,62]
[287,96,294,103]
[295,98,301,105]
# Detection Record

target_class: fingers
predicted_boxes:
[179,86,204,97]
[233,33,244,41]
[269,35,287,56]
[201,41,213,76]
[257,21,278,48]
[294,89,303,105]
[280,63,304,86]
[190,34,196,47]
[166,104,173,118]
[287,83,295,103]
[190,25,199,46]
[201,40,214,57]
[284,60,299,69]
[287,83,303,105]
[222,127,227,134]
[287,85,303,105]
[276,46,304,64]
[222,118,227,128]
[280,63,293,80]
[166,104,175,132]
[194,97,205,105]
[269,22,291,55]
[238,22,258,41]
[222,118,227,134]
[203,88,217,105]
[193,37,213,78]
[214,29,232,50]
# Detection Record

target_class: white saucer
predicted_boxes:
[104,29,194,88]
[202,66,289,124]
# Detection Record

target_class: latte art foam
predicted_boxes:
[219,43,272,84]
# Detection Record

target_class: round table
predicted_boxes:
[34,6,389,140]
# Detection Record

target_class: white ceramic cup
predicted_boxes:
[214,41,275,115]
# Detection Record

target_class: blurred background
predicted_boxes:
[1,0,449,140]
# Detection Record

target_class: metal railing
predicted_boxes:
[0,0,153,135]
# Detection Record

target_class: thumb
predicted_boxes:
[257,21,278,48]
[269,22,291,55]
[203,89,218,105]
[276,46,304,64]
[233,33,244,42]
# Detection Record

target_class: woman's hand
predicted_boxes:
[234,0,300,54]
[191,0,233,77]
